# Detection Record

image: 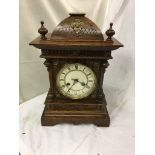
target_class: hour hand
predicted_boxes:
[80,82,86,86]
[71,79,88,88]
[71,78,79,82]
[80,81,90,88]
[72,79,86,87]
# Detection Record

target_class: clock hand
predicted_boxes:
[72,78,85,86]
[66,83,70,86]
[71,78,90,88]
[72,78,85,85]
[71,78,79,82]
[67,80,78,92]
[77,80,90,88]
[80,82,86,86]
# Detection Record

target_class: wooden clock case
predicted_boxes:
[29,13,123,127]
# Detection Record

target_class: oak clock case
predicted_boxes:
[29,13,123,127]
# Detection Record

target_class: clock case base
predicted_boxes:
[41,91,110,127]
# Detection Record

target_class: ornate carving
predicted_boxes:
[103,60,109,69]
[43,59,54,98]
[98,60,110,100]
[71,19,84,35]
[43,59,51,71]
[51,60,60,98]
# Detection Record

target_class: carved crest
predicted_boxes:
[71,19,84,34]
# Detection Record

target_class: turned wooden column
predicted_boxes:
[97,59,109,100]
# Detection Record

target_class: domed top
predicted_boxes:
[50,13,104,40]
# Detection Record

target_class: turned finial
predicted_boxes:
[38,21,48,40]
[105,22,115,42]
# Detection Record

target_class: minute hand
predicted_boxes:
[77,80,90,88]
[67,81,77,92]
[71,79,90,88]
[83,83,90,88]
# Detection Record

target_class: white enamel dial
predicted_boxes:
[56,63,97,99]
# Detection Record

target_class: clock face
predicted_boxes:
[56,63,97,99]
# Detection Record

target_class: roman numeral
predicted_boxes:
[74,91,77,95]
[67,67,71,71]
[75,64,78,69]
[88,80,93,82]
[87,73,91,76]
[85,85,90,89]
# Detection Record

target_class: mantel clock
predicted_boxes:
[29,13,123,126]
